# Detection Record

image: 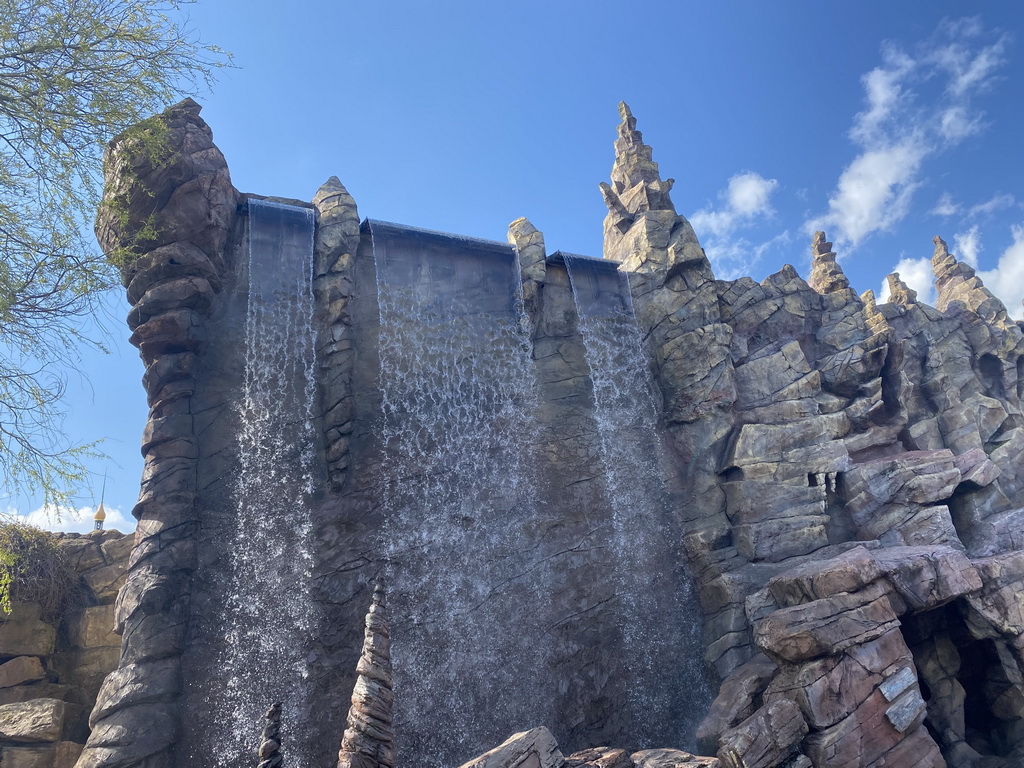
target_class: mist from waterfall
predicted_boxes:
[369,223,554,768]
[563,255,708,749]
[215,199,320,766]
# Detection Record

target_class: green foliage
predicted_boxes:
[0,0,231,508]
[0,518,80,619]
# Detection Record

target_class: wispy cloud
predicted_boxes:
[930,191,1016,219]
[4,504,135,534]
[931,192,960,217]
[954,225,982,267]
[809,18,1010,249]
[690,171,783,278]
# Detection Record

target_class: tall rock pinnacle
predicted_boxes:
[808,231,852,295]
[337,580,395,768]
[257,702,284,768]
[599,103,708,276]
[931,235,1014,329]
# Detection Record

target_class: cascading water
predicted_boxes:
[368,221,554,768]
[215,199,320,765]
[563,254,708,749]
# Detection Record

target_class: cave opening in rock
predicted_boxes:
[900,601,1024,765]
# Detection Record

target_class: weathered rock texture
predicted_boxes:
[594,105,1024,766]
[81,98,236,768]
[0,530,131,767]
[77,100,1024,768]
[336,582,394,768]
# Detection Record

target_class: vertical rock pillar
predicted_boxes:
[337,581,395,768]
[77,98,236,768]
[312,177,361,491]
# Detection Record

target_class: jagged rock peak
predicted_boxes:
[808,230,851,294]
[886,272,918,306]
[929,234,1016,327]
[601,102,675,219]
[337,578,395,768]
[257,702,284,768]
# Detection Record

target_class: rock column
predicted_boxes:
[336,581,395,768]
[77,98,236,768]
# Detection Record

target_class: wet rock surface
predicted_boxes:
[61,99,1024,768]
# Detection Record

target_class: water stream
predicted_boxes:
[216,199,320,765]
[369,222,554,768]
[563,254,706,749]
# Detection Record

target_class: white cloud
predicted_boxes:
[810,141,926,246]
[954,225,981,267]
[809,19,1009,249]
[850,47,916,145]
[968,193,1016,218]
[977,225,1024,320]
[691,171,779,239]
[5,504,135,534]
[689,171,782,278]
[879,256,937,306]
[937,105,984,143]
[931,192,960,217]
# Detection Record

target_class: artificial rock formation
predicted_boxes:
[593,107,1024,766]
[337,581,394,768]
[257,703,283,768]
[64,99,1024,768]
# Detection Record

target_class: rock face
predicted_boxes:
[77,100,1024,768]
[336,582,394,768]
[592,106,1024,766]
[0,530,131,767]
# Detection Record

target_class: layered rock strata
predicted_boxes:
[73,99,1024,768]
[81,98,236,768]
[597,104,1024,766]
[0,531,131,768]
[336,581,394,768]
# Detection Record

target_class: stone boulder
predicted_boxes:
[458,727,564,768]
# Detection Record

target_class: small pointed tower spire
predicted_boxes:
[931,234,1014,327]
[337,578,395,768]
[808,231,852,295]
[257,702,283,768]
[93,472,107,531]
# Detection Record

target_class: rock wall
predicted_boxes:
[598,103,1024,767]
[74,99,1024,768]
[0,530,131,768]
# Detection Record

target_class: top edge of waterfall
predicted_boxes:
[247,196,316,214]
[552,251,623,271]
[362,218,514,255]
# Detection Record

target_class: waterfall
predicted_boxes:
[216,199,320,765]
[563,254,708,749]
[368,221,553,768]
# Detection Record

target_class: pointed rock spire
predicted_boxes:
[599,102,676,233]
[599,104,709,277]
[886,272,918,306]
[337,579,395,768]
[257,702,283,768]
[508,218,546,334]
[930,235,1014,326]
[808,231,851,295]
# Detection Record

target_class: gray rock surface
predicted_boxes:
[71,100,1024,768]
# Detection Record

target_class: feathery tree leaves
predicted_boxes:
[0,0,230,508]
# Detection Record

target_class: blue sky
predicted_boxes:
[7,1,1024,532]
